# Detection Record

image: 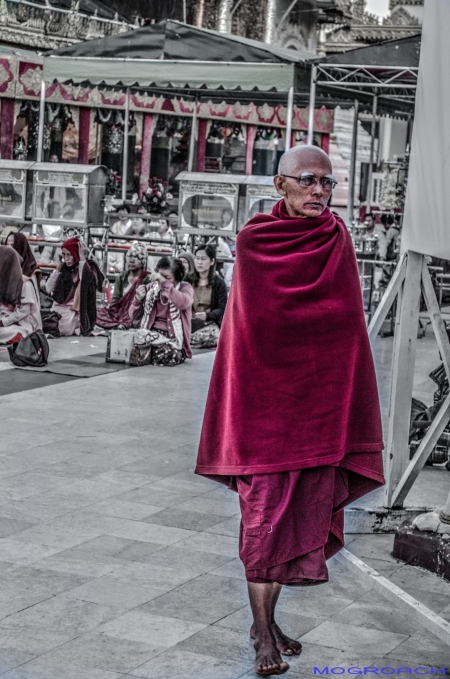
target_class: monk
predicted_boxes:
[195,146,385,676]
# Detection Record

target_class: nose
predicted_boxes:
[311,180,324,197]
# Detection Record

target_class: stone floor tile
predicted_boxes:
[175,532,239,557]
[128,649,249,679]
[277,592,354,619]
[0,648,36,675]
[205,518,241,537]
[353,556,404,577]
[73,536,138,557]
[344,535,397,563]
[109,521,196,545]
[330,592,418,635]
[271,643,382,677]
[0,624,78,656]
[36,633,164,674]
[89,500,163,521]
[115,487,194,508]
[94,471,158,489]
[0,518,36,538]
[173,625,254,664]
[63,576,163,608]
[105,541,167,564]
[142,508,225,532]
[209,558,246,580]
[0,495,94,524]
[175,496,241,518]
[0,594,124,634]
[138,574,248,624]
[216,604,324,638]
[97,610,206,647]
[384,628,450,667]
[33,549,127,578]
[0,566,88,598]
[12,524,112,551]
[1,660,122,679]
[299,620,408,655]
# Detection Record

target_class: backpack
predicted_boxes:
[8,330,49,367]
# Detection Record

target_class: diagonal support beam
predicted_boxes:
[368,254,407,344]
[391,392,450,508]
[421,259,450,382]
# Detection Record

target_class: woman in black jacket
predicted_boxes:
[189,244,227,348]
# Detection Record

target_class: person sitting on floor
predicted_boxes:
[6,232,42,293]
[178,251,195,279]
[108,204,133,273]
[96,242,151,330]
[0,245,42,344]
[189,244,228,348]
[46,237,103,336]
[129,256,193,366]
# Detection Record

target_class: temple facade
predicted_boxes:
[322,0,423,54]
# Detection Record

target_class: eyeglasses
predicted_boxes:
[281,172,337,191]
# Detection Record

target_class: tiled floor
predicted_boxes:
[0,337,448,678]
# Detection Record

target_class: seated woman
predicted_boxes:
[189,244,228,348]
[46,237,102,336]
[0,246,42,344]
[96,242,151,330]
[129,256,193,366]
[6,232,42,292]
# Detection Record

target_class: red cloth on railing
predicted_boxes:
[195,201,384,483]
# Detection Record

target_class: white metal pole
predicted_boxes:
[121,87,130,203]
[347,99,359,225]
[37,78,46,163]
[188,98,198,172]
[366,92,377,210]
[285,86,294,152]
[307,64,317,145]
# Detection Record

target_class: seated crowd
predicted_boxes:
[0,228,229,367]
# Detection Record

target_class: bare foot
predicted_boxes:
[251,623,302,657]
[253,632,290,676]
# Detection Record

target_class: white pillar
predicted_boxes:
[347,100,359,225]
[264,0,277,44]
[366,93,378,210]
[121,87,130,203]
[217,0,233,33]
[307,64,317,145]
[285,86,294,151]
[37,78,46,163]
[188,98,198,172]
[380,116,393,162]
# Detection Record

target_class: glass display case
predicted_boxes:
[245,176,280,220]
[176,172,242,237]
[0,161,34,222]
[32,163,107,227]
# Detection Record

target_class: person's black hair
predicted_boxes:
[190,244,217,286]
[156,256,185,284]
[116,204,131,214]
[381,213,394,228]
[366,212,375,219]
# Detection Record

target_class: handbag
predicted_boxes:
[8,330,49,367]
[128,329,156,367]
[41,310,61,338]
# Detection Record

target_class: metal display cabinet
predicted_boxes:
[244,176,280,221]
[32,163,107,228]
[176,172,243,237]
[0,160,35,222]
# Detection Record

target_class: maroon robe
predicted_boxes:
[195,201,385,584]
[96,271,148,329]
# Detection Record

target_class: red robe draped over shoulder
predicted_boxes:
[195,201,384,485]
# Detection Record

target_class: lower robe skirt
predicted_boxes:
[228,457,384,585]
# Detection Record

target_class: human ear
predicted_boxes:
[273,175,286,197]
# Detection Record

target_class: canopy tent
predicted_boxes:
[44,20,312,93]
[306,35,421,220]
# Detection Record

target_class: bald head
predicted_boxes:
[278,145,332,176]
[274,145,334,219]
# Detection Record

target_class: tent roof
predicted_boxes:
[309,35,421,117]
[49,19,311,63]
[44,20,312,93]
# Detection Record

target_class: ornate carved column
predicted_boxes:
[196,119,208,172]
[245,125,256,175]
[78,107,91,164]
[0,99,15,160]
[195,0,205,27]
[139,113,156,198]
[217,0,233,33]
[264,0,278,43]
